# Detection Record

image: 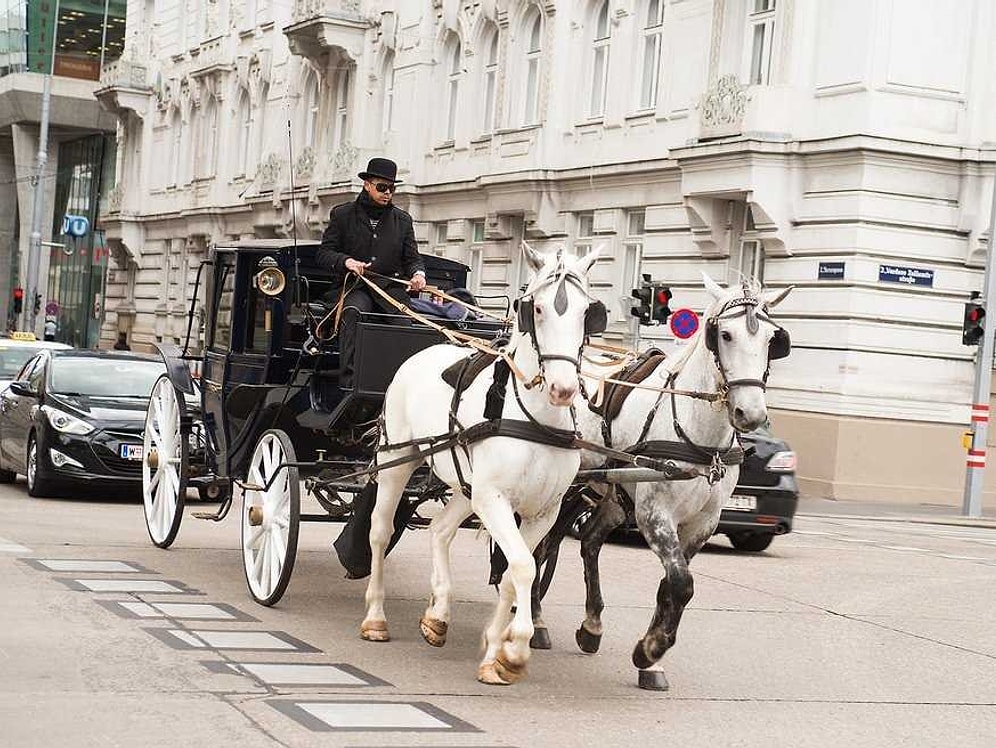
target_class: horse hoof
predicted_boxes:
[575,625,602,654]
[477,662,512,686]
[638,669,670,691]
[419,616,448,647]
[360,619,390,642]
[494,653,527,684]
[530,627,552,650]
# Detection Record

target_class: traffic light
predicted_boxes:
[631,278,652,324]
[12,287,23,315]
[33,293,41,316]
[651,284,672,325]
[963,300,985,346]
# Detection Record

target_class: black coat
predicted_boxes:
[316,196,424,302]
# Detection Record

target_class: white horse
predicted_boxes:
[361,243,602,685]
[530,274,792,690]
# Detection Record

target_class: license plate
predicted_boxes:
[120,444,143,461]
[724,494,757,512]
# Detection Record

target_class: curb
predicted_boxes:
[798,511,996,531]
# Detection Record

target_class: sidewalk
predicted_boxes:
[797,495,996,529]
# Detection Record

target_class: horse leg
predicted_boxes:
[361,453,419,642]
[576,492,627,654]
[420,492,472,647]
[475,497,553,685]
[530,491,585,650]
[631,510,692,691]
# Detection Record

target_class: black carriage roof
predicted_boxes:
[213,239,320,252]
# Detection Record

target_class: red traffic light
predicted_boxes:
[656,289,671,304]
[13,287,23,300]
[969,307,984,323]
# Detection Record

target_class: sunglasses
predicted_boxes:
[372,182,397,194]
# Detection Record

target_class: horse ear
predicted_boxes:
[701,272,725,300]
[520,241,545,273]
[577,245,602,276]
[763,285,794,309]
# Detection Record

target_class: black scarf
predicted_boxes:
[357,191,388,221]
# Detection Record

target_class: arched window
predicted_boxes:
[168,112,182,186]
[639,0,664,110]
[332,67,352,151]
[303,72,320,149]
[445,36,462,140]
[482,29,499,133]
[522,10,542,125]
[198,97,218,178]
[589,1,610,118]
[382,53,396,133]
[236,93,251,177]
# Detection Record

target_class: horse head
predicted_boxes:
[517,242,604,407]
[701,274,792,432]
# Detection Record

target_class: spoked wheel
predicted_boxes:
[142,375,188,548]
[241,429,300,607]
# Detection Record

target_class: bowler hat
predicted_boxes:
[358,157,401,184]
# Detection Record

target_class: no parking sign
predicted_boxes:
[669,308,700,339]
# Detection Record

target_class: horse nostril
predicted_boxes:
[734,407,745,423]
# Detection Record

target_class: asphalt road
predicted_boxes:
[2,480,995,747]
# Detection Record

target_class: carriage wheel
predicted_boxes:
[241,429,300,607]
[142,375,188,549]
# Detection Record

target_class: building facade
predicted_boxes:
[1,0,125,345]
[95,0,996,508]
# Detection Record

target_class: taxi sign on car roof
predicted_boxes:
[9,331,36,341]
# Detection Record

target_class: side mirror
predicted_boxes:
[8,381,35,397]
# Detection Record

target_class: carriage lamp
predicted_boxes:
[254,256,286,297]
[41,406,94,435]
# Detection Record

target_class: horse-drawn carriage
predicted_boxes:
[141,239,504,604]
[141,237,792,689]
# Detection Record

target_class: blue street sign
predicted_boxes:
[818,261,845,280]
[61,214,90,238]
[669,308,700,339]
[878,264,934,288]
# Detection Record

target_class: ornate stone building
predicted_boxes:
[96,0,996,508]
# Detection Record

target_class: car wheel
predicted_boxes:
[728,532,774,552]
[27,433,56,498]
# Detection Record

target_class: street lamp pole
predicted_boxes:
[23,0,60,334]
[963,168,996,517]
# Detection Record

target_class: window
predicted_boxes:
[627,209,646,238]
[332,68,352,151]
[210,254,236,351]
[382,55,395,132]
[469,246,484,294]
[747,0,776,85]
[168,112,182,186]
[303,72,320,148]
[522,10,543,125]
[738,239,764,281]
[446,37,462,141]
[589,1,611,118]
[482,31,499,133]
[236,93,251,177]
[639,0,664,110]
[471,220,486,243]
[576,212,595,256]
[436,222,449,244]
[198,98,218,178]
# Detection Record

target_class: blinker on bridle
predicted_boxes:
[704,295,791,392]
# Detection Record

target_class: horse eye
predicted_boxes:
[721,330,733,343]
[534,305,543,316]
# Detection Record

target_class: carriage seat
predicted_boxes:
[588,348,667,423]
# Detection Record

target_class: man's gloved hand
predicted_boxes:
[409,272,426,292]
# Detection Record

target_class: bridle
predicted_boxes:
[513,261,608,386]
[704,294,791,395]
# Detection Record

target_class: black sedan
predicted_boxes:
[0,350,166,497]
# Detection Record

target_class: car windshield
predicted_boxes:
[49,357,164,397]
[0,347,44,377]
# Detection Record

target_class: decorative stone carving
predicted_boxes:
[296,146,317,178]
[108,184,124,214]
[699,74,748,139]
[258,153,283,188]
[331,141,359,179]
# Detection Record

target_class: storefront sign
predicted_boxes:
[878,264,934,288]
[818,262,845,280]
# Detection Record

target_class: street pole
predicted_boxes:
[23,0,60,334]
[963,167,996,517]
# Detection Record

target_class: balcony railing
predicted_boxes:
[99,59,150,90]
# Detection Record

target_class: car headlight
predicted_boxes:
[42,406,94,435]
[766,450,797,472]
